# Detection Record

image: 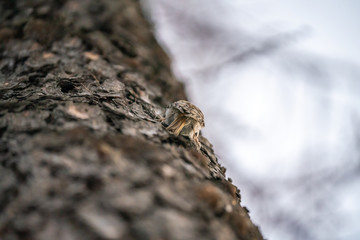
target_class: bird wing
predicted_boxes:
[166,115,188,136]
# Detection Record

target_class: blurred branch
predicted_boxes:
[193,29,309,76]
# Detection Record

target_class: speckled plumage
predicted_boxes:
[164,100,205,150]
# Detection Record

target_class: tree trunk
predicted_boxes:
[0,0,263,239]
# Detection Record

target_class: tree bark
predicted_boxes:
[0,0,263,239]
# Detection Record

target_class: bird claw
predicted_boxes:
[157,116,166,124]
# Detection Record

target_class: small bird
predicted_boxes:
[163,100,205,150]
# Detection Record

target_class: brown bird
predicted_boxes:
[163,100,205,150]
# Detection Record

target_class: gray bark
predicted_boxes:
[0,0,263,239]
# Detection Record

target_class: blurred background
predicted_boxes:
[142,1,360,239]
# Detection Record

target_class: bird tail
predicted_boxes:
[166,115,187,136]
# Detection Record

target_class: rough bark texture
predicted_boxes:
[0,1,263,239]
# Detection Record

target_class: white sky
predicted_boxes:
[227,0,360,65]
